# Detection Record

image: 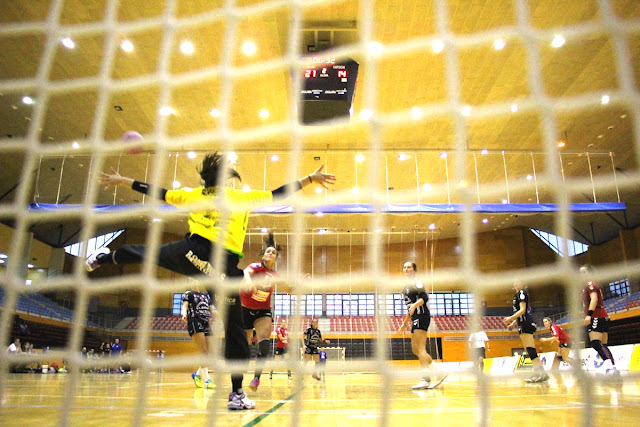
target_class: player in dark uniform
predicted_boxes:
[503,281,549,383]
[240,233,292,391]
[181,287,217,388]
[397,262,447,389]
[580,264,619,375]
[87,152,336,410]
[303,319,330,380]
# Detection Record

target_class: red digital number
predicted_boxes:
[304,69,317,78]
[322,67,327,74]
[337,70,347,78]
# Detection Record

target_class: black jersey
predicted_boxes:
[512,289,533,324]
[304,327,323,348]
[182,291,213,320]
[403,278,429,317]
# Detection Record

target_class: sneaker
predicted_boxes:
[191,371,203,388]
[203,379,216,389]
[269,372,273,380]
[606,368,621,376]
[412,379,431,390]
[86,247,110,272]
[228,392,256,410]
[427,372,448,389]
[312,373,321,381]
[249,377,260,391]
[524,373,549,383]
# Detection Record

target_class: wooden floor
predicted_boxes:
[0,369,638,426]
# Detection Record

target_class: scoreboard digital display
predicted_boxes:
[299,56,359,124]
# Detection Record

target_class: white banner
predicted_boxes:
[579,344,634,372]
[538,351,557,371]
[490,356,518,375]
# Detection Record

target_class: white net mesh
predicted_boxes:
[1,0,639,425]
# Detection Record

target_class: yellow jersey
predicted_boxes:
[165,186,272,257]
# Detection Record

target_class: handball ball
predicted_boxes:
[122,131,143,154]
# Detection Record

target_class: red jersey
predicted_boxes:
[240,262,276,310]
[550,323,570,345]
[582,281,608,318]
[276,326,289,348]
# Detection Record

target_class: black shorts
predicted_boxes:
[518,319,537,335]
[187,318,211,337]
[242,307,273,330]
[473,347,486,360]
[411,314,431,332]
[275,347,288,356]
[305,347,320,355]
[587,316,610,333]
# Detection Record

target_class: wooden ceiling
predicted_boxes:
[1,0,639,247]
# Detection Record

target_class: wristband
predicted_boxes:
[308,174,313,184]
[588,310,594,316]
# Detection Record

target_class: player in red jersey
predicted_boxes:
[241,233,292,391]
[270,318,291,379]
[541,317,574,371]
[580,264,618,374]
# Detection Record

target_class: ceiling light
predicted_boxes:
[557,141,566,148]
[351,187,360,194]
[121,40,134,52]
[270,154,279,161]
[411,106,423,120]
[360,109,373,120]
[160,106,175,116]
[259,109,269,118]
[526,174,533,181]
[482,218,489,224]
[355,154,365,162]
[398,153,409,161]
[318,229,327,235]
[61,37,75,49]
[440,152,447,159]
[493,39,505,50]
[432,40,445,53]
[551,34,565,48]
[0,254,7,258]
[480,149,488,155]
[429,224,436,230]
[423,183,432,192]
[187,151,197,159]
[180,40,194,55]
[0,260,4,264]
[601,95,610,105]
[242,41,257,56]
[242,185,251,192]
[510,104,518,112]
[209,108,220,117]
[172,181,180,188]
[461,105,472,116]
[27,264,34,268]
[597,134,603,139]
[621,114,627,119]
[153,218,162,223]
[368,41,383,55]
[316,212,324,217]
[261,228,268,233]
[228,152,238,163]
[22,96,34,105]
[315,188,323,194]
[458,180,467,188]
[501,199,508,204]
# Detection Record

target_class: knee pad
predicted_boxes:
[258,339,271,358]
[526,347,538,361]
[591,340,603,352]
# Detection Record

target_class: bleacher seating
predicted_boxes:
[0,288,100,327]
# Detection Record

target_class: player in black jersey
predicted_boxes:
[503,280,549,383]
[181,287,217,388]
[303,319,330,380]
[397,262,447,389]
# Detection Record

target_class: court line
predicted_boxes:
[242,390,301,427]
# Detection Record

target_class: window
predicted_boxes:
[65,230,125,257]
[304,294,323,316]
[430,292,474,315]
[172,293,183,315]
[275,294,298,316]
[327,294,343,316]
[605,279,630,300]
[358,294,375,316]
[530,229,588,257]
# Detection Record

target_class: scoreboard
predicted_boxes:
[299,56,359,124]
